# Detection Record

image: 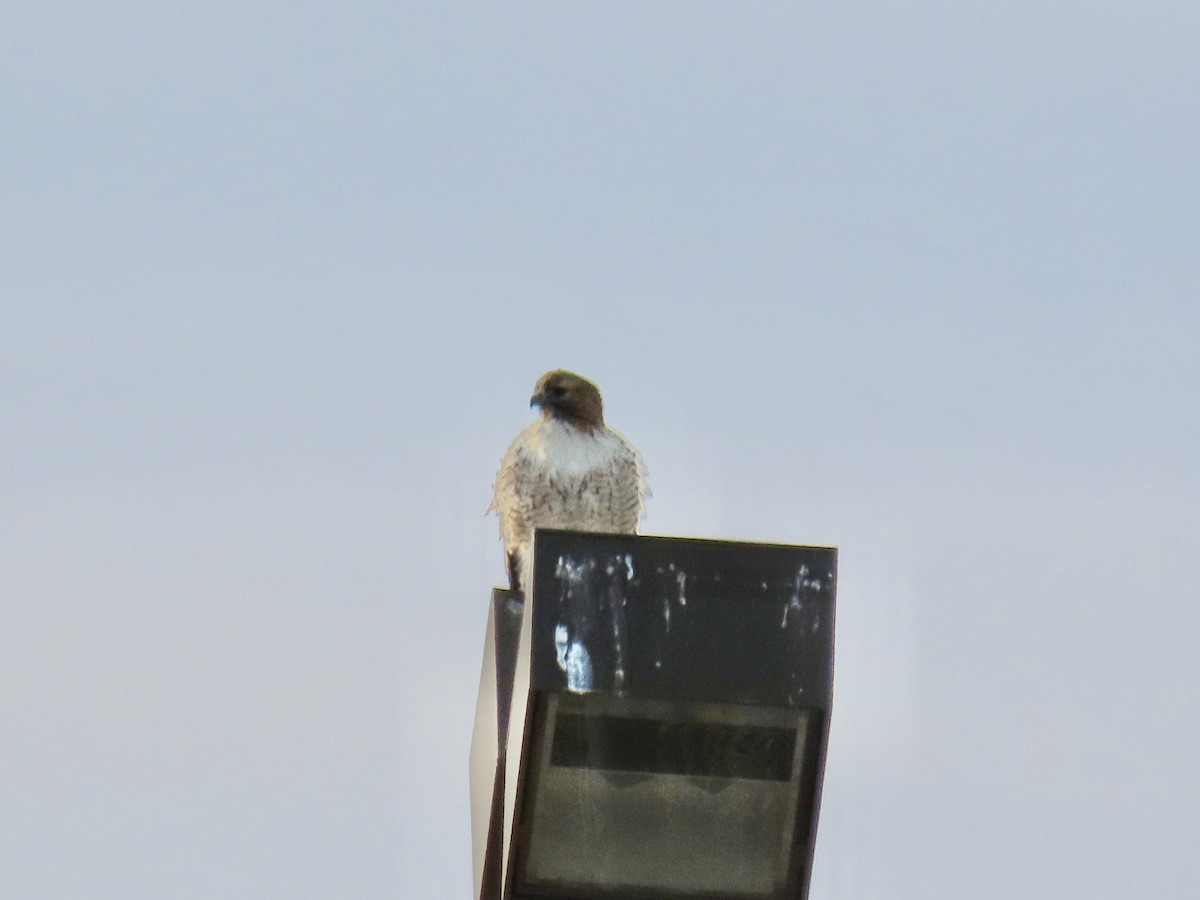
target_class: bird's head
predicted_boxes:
[530,369,604,432]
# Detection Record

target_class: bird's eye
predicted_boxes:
[550,386,567,398]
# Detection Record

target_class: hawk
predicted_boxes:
[490,369,647,593]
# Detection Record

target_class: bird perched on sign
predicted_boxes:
[490,369,647,594]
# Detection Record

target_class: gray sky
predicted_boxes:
[3,2,1198,897]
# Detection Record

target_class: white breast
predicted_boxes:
[519,418,633,477]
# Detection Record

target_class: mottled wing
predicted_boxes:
[490,427,539,590]
[587,447,643,534]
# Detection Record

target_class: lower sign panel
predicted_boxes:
[514,692,813,899]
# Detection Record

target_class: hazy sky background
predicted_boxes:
[3,2,1198,898]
